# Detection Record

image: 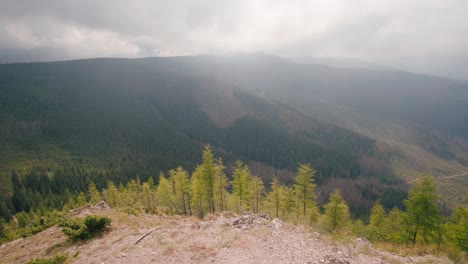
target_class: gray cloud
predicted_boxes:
[0,0,467,80]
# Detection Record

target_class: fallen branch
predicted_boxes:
[134,228,156,245]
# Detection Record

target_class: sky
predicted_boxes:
[0,0,467,80]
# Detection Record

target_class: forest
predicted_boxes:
[0,145,466,260]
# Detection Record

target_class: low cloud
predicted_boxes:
[0,0,467,79]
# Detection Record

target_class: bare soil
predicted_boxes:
[0,207,453,264]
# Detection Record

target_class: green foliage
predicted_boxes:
[266,177,282,218]
[0,217,5,238]
[294,163,317,220]
[88,181,101,205]
[231,161,252,213]
[61,215,111,241]
[249,176,265,214]
[26,254,68,264]
[366,202,387,241]
[322,190,350,233]
[403,175,442,246]
[445,206,468,252]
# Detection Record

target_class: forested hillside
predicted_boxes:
[0,57,402,220]
[0,55,466,222]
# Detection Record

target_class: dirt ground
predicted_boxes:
[0,207,453,264]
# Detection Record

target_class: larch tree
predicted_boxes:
[191,166,205,218]
[201,145,216,214]
[267,177,282,218]
[323,189,350,233]
[367,201,387,241]
[88,181,101,205]
[213,158,228,212]
[156,173,174,214]
[169,167,191,215]
[403,175,441,246]
[250,176,265,214]
[294,163,316,219]
[444,206,468,252]
[231,161,251,213]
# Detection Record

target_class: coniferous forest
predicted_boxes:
[0,145,466,258]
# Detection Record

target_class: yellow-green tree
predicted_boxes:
[157,173,174,214]
[191,166,205,218]
[403,175,441,246]
[444,206,467,252]
[213,158,228,212]
[169,167,191,215]
[88,181,101,205]
[231,161,251,213]
[367,201,387,241]
[250,176,265,214]
[266,177,282,218]
[323,190,350,233]
[294,163,317,221]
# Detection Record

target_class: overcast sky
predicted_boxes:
[0,0,467,80]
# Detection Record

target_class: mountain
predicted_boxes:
[0,55,466,219]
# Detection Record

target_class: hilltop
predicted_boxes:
[0,205,453,264]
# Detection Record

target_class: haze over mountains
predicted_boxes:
[1,54,467,217]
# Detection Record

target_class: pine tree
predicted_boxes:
[403,175,441,246]
[323,190,350,233]
[294,163,316,219]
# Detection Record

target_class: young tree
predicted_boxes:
[76,192,87,207]
[213,158,228,212]
[266,177,282,218]
[403,175,441,246]
[231,161,252,213]
[157,173,174,214]
[105,181,119,208]
[250,176,265,214]
[294,163,316,219]
[88,181,101,205]
[281,186,297,221]
[191,166,205,218]
[367,201,387,241]
[169,167,192,215]
[323,190,350,233]
[444,206,468,252]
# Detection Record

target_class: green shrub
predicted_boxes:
[61,215,111,241]
[26,254,67,264]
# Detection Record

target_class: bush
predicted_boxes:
[61,215,111,241]
[26,254,67,264]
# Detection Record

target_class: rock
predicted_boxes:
[95,200,110,209]
[271,218,283,229]
[233,213,271,229]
